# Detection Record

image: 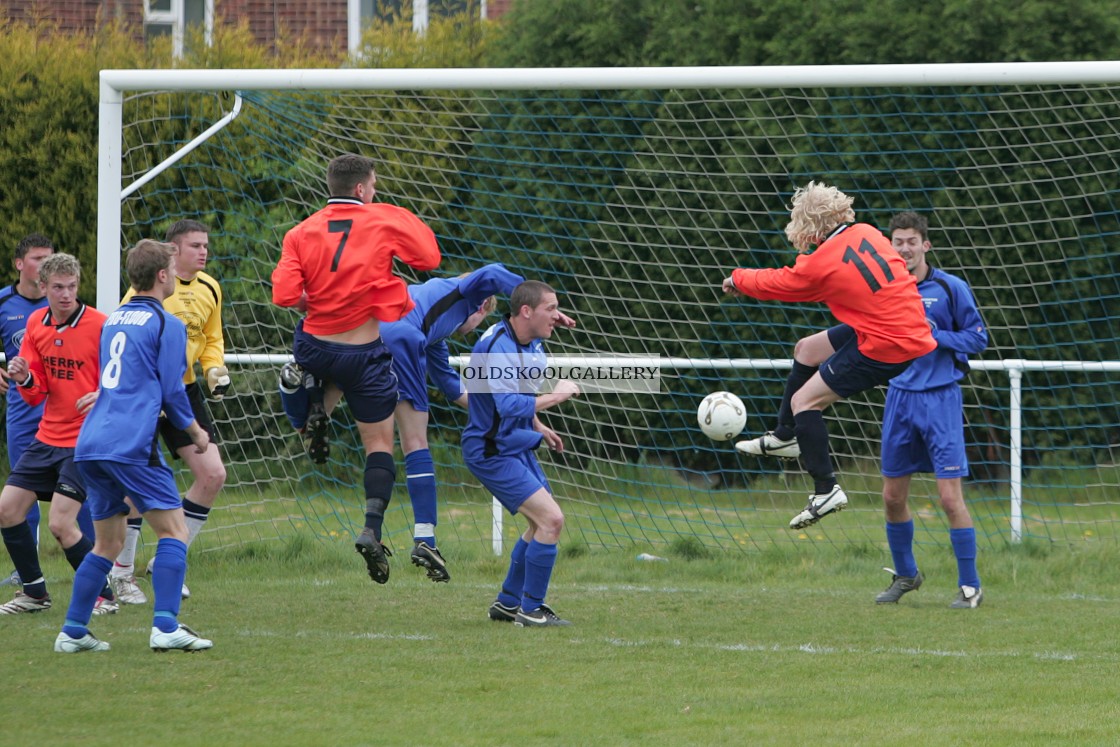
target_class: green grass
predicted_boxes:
[208,452,1120,560]
[11,533,1120,746]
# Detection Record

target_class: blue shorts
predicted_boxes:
[382,324,430,412]
[881,385,969,479]
[293,321,399,423]
[77,460,183,521]
[821,325,913,398]
[466,451,551,515]
[7,440,85,502]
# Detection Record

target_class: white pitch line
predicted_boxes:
[589,636,1102,662]
[67,623,1097,662]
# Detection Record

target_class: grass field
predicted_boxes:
[8,522,1120,746]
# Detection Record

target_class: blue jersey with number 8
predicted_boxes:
[75,296,194,466]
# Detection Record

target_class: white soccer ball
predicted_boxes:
[697,391,747,441]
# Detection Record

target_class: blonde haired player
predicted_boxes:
[722,182,936,530]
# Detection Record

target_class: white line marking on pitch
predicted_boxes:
[587,636,1103,662]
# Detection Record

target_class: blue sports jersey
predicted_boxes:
[889,267,988,392]
[0,284,47,465]
[382,263,524,401]
[461,318,546,462]
[75,296,195,466]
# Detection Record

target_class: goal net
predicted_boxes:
[100,64,1120,558]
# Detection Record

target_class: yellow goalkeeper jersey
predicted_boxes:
[123,270,224,385]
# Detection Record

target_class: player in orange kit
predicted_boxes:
[0,253,116,614]
[722,182,935,530]
[272,154,441,584]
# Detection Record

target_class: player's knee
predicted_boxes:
[0,499,21,527]
[48,515,81,546]
[940,497,969,523]
[882,489,907,512]
[792,336,811,361]
[793,332,831,367]
[196,460,227,492]
[94,537,125,560]
[400,433,429,454]
[539,506,565,539]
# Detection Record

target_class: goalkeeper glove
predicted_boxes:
[206,366,231,399]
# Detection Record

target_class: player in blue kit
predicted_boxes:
[875,212,989,609]
[464,280,580,627]
[0,235,95,586]
[380,263,524,581]
[279,263,573,582]
[54,240,212,653]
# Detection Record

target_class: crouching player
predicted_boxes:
[466,281,580,627]
[55,240,212,653]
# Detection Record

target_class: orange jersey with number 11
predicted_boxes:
[272,199,442,335]
[731,223,936,364]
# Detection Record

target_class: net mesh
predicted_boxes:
[115,79,1120,556]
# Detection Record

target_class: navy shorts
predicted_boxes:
[881,385,969,479]
[821,325,913,398]
[293,322,399,424]
[78,459,183,521]
[466,451,551,515]
[381,323,431,412]
[159,382,220,457]
[7,439,85,503]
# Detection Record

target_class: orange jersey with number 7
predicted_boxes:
[272,199,442,334]
[731,223,936,364]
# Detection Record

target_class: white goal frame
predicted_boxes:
[98,62,1120,545]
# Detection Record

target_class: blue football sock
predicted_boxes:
[405,450,437,544]
[26,501,41,546]
[279,380,310,430]
[62,552,113,639]
[885,520,918,578]
[497,538,529,608]
[1,522,47,599]
[521,539,559,612]
[62,535,113,600]
[75,502,95,546]
[950,527,980,589]
[151,537,188,632]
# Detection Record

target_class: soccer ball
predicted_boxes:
[697,391,747,441]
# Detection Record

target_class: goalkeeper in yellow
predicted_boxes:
[110,220,229,603]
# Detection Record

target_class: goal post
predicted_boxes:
[98,62,1120,556]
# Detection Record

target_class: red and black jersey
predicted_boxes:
[732,224,936,364]
[272,200,442,334]
[17,302,107,447]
